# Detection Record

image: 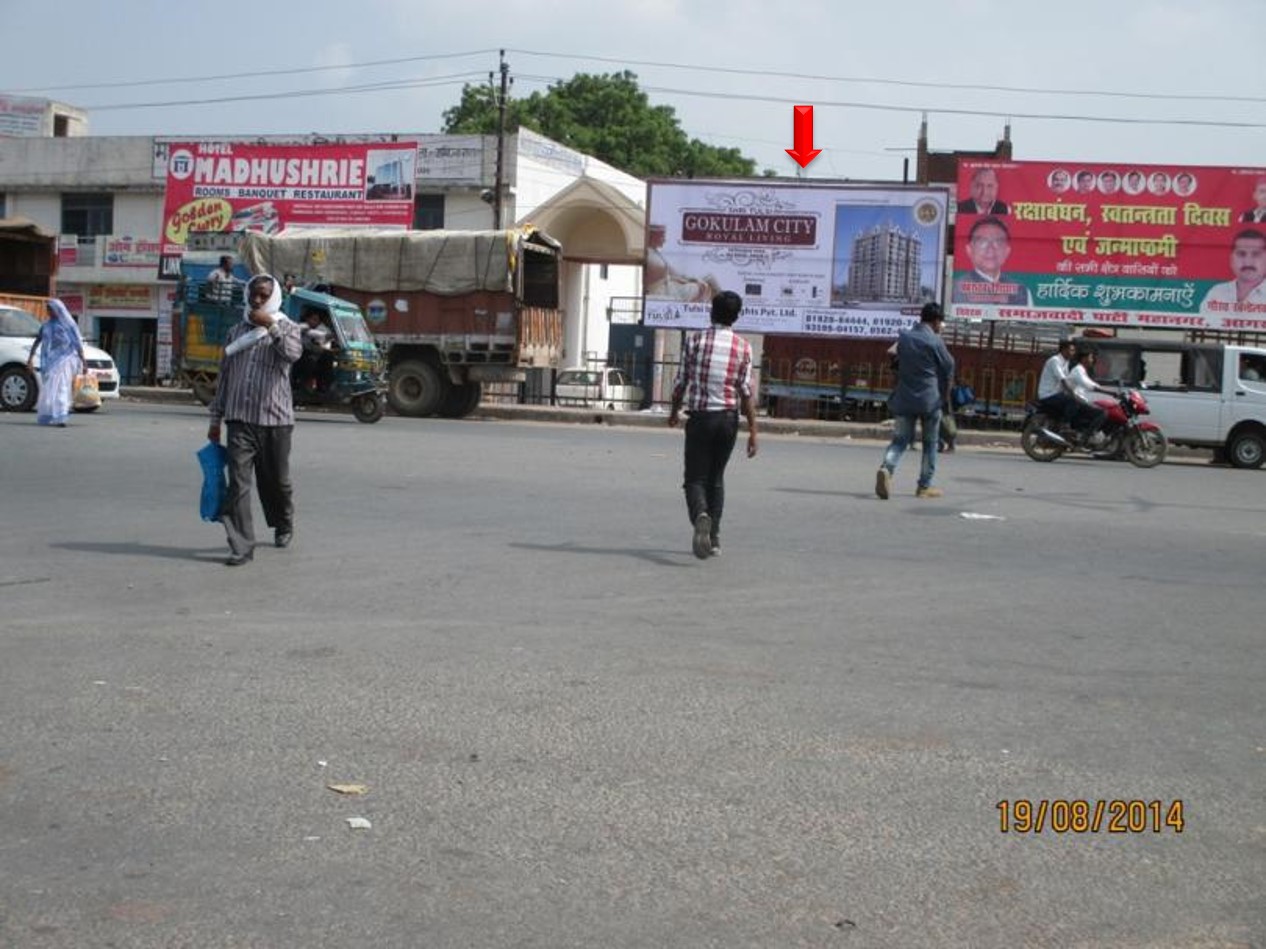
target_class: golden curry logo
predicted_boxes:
[164,198,233,245]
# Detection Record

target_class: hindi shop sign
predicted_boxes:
[951,160,1266,333]
[158,141,418,279]
[644,179,949,337]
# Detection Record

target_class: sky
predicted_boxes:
[2,0,1264,182]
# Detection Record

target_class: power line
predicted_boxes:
[9,50,499,94]
[17,44,1264,110]
[509,48,1266,107]
[512,74,1266,130]
[81,73,486,112]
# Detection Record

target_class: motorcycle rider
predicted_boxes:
[1065,345,1118,446]
[1036,337,1077,428]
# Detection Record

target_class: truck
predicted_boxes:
[1089,338,1266,468]
[238,226,564,418]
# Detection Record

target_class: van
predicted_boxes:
[1089,339,1266,468]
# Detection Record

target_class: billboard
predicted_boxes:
[159,141,417,279]
[644,179,949,337]
[0,95,47,136]
[951,160,1266,332]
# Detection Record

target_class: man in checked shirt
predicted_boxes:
[668,291,759,559]
[207,273,303,566]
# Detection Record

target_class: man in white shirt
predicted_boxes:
[1036,337,1077,426]
[1064,346,1118,445]
[206,255,238,304]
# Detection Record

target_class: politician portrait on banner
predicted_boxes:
[950,160,1266,333]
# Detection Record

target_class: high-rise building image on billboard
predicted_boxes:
[844,224,923,304]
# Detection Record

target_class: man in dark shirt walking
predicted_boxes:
[669,291,759,559]
[876,302,955,500]
[207,273,303,566]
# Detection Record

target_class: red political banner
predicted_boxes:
[951,161,1266,333]
[158,141,417,279]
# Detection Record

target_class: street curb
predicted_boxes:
[116,386,1020,447]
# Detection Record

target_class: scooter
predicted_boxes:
[1021,389,1168,468]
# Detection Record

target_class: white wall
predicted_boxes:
[115,193,163,236]
[7,192,60,231]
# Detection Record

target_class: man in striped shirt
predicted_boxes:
[668,291,759,559]
[207,273,303,566]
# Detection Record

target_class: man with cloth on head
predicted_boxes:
[207,273,302,566]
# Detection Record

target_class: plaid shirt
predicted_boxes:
[672,325,753,412]
[209,319,302,426]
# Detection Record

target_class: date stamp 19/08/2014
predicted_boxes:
[997,799,1185,834]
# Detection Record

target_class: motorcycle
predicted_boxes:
[1021,388,1168,468]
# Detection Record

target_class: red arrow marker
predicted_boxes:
[785,105,822,169]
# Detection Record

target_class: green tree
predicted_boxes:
[442,70,758,179]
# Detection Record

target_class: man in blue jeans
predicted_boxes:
[876,302,956,500]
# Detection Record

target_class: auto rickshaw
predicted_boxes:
[283,287,387,423]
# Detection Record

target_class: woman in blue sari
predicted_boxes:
[25,299,86,426]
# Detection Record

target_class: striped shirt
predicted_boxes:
[209,319,302,426]
[672,325,753,412]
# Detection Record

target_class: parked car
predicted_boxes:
[554,366,644,410]
[0,305,120,412]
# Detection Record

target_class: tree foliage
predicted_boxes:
[442,70,757,179]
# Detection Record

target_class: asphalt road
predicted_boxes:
[1,402,1264,949]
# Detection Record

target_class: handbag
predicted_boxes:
[73,373,101,409]
[196,441,229,523]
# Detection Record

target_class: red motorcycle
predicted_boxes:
[1021,389,1168,468]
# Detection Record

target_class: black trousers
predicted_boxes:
[223,422,293,556]
[1037,393,1076,426]
[682,410,739,538]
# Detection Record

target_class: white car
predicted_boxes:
[554,366,645,410]
[0,305,120,412]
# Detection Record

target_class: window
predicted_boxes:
[61,193,113,236]
[1240,356,1266,383]
[413,194,444,230]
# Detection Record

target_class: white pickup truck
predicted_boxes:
[1093,339,1266,468]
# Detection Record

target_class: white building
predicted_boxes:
[0,123,649,384]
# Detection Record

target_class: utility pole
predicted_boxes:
[492,49,511,229]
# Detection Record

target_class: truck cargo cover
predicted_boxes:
[238,228,560,295]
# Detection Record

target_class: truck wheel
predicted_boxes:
[352,392,385,424]
[1228,428,1266,469]
[436,381,482,419]
[192,376,217,406]
[388,360,447,417]
[0,366,37,412]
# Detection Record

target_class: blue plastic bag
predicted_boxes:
[197,441,228,523]
[951,384,976,409]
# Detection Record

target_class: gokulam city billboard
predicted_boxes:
[159,141,417,279]
[644,179,949,337]
[951,160,1266,332]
